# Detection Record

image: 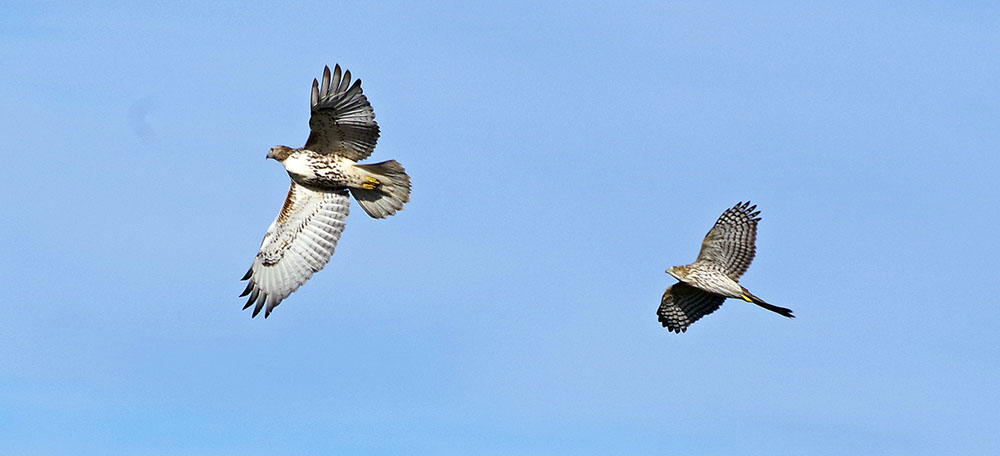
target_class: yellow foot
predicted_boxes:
[740,294,753,302]
[360,176,381,190]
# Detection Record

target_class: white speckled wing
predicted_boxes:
[240,182,350,317]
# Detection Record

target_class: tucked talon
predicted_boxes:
[360,176,381,190]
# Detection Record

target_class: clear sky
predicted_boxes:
[2,1,999,454]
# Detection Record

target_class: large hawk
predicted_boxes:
[657,202,793,333]
[240,65,410,318]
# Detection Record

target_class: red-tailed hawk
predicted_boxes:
[240,65,410,318]
[658,202,793,333]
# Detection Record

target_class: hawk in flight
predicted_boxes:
[657,202,793,333]
[240,65,410,318]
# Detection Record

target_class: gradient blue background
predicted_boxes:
[2,1,998,454]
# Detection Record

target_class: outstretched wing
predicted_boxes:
[657,282,727,333]
[240,182,350,318]
[303,64,380,161]
[695,201,761,280]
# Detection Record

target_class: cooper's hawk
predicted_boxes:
[240,64,411,318]
[657,202,793,333]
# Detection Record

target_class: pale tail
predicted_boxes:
[741,287,795,318]
[350,160,411,219]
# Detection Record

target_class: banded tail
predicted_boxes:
[740,287,794,318]
[350,160,411,218]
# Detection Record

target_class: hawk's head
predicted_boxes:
[666,265,688,281]
[267,146,294,161]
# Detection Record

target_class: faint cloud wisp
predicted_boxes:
[128,96,159,143]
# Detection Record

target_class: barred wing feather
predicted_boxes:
[696,201,761,280]
[303,64,379,160]
[657,282,727,333]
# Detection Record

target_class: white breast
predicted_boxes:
[281,153,316,180]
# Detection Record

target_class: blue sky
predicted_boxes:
[2,1,999,454]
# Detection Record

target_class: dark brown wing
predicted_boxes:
[657,282,727,333]
[695,201,761,280]
[303,64,379,160]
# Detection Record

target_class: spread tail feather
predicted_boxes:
[740,287,794,318]
[350,160,411,219]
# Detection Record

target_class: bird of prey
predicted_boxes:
[657,202,793,333]
[240,64,410,318]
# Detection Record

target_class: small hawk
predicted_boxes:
[658,202,793,333]
[240,65,410,318]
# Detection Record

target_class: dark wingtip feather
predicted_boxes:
[241,267,253,281]
[239,281,253,297]
[657,314,689,334]
[252,293,269,318]
[249,291,266,317]
[348,78,363,93]
[242,288,259,310]
[733,200,761,221]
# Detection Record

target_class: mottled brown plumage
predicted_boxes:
[658,202,793,333]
